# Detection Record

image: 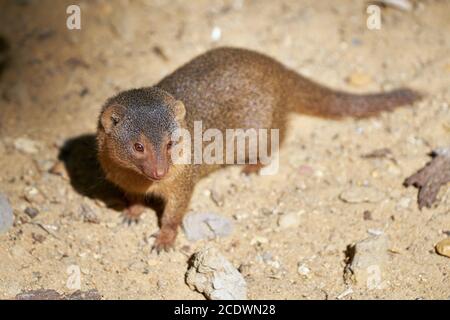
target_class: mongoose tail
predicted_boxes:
[287,73,422,119]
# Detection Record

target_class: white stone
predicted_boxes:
[297,263,310,276]
[186,246,247,300]
[278,212,301,229]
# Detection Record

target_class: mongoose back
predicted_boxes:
[97,47,421,252]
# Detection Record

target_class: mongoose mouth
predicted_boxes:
[147,175,163,181]
[140,170,167,182]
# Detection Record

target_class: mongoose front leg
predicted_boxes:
[122,193,146,224]
[152,186,193,253]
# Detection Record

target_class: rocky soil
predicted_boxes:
[0,0,449,299]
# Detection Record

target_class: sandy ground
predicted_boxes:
[0,0,449,299]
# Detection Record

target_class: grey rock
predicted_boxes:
[344,234,389,289]
[23,186,45,204]
[183,212,233,241]
[186,246,247,300]
[277,212,301,229]
[0,193,14,234]
[15,289,101,300]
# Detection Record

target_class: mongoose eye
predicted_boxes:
[167,141,174,149]
[134,143,144,152]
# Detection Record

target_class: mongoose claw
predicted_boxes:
[122,215,140,226]
[151,242,174,254]
[150,229,176,254]
[121,204,145,226]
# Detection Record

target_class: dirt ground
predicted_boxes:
[0,0,449,300]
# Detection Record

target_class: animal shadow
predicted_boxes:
[58,134,126,210]
[58,134,165,218]
[0,36,10,78]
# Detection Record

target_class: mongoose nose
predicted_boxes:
[153,168,167,180]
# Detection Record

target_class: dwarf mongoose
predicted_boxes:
[97,47,421,252]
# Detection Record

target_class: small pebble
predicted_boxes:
[340,186,385,204]
[337,288,353,300]
[233,212,248,220]
[147,259,158,267]
[238,263,253,277]
[24,187,45,204]
[210,189,224,207]
[396,197,411,210]
[367,229,384,236]
[435,238,450,258]
[261,252,273,263]
[363,210,372,220]
[250,236,268,245]
[346,72,372,87]
[31,232,46,243]
[278,212,301,229]
[297,263,310,277]
[24,206,39,219]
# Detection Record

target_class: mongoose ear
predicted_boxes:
[173,100,186,121]
[100,104,125,134]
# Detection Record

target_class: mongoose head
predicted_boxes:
[97,87,186,182]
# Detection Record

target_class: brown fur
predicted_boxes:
[97,47,422,252]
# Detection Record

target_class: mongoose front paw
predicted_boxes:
[122,204,145,225]
[151,228,177,254]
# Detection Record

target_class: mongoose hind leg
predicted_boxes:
[242,162,265,175]
[240,125,284,176]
